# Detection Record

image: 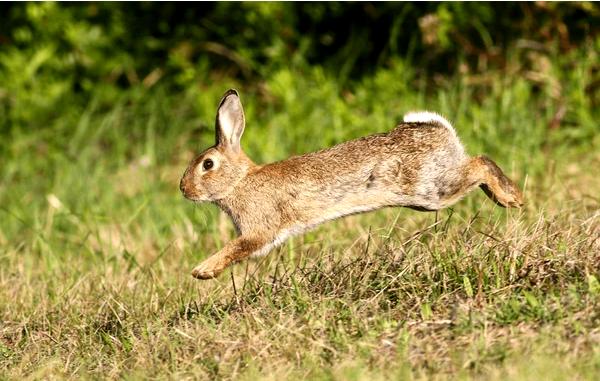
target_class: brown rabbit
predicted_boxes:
[180,89,523,279]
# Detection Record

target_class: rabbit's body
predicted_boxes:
[180,90,523,279]
[218,123,465,237]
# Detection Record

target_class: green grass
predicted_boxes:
[1,50,599,379]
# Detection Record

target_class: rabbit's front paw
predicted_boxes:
[191,255,227,280]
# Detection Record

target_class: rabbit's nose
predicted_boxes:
[179,178,187,194]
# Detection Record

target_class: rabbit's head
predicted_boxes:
[180,90,252,202]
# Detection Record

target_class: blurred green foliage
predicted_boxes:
[0,2,597,133]
[0,3,597,231]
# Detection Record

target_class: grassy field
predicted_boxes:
[1,49,599,380]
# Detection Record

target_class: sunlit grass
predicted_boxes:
[0,52,599,379]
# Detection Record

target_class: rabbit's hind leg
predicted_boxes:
[475,156,523,208]
[437,156,523,209]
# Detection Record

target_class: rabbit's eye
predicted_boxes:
[202,159,214,170]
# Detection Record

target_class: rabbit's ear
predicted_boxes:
[215,89,245,153]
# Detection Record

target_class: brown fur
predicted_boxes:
[180,90,524,279]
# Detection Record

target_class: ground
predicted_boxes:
[1,60,599,379]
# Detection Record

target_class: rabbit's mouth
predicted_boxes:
[179,180,207,202]
[189,195,210,203]
[180,189,209,203]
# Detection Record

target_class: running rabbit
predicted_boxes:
[180,89,523,279]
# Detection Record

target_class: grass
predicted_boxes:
[0,49,599,379]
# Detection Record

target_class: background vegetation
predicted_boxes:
[0,2,599,380]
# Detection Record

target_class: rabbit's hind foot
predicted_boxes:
[432,156,523,210]
[473,156,523,208]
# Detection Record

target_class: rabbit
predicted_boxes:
[180,89,523,279]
